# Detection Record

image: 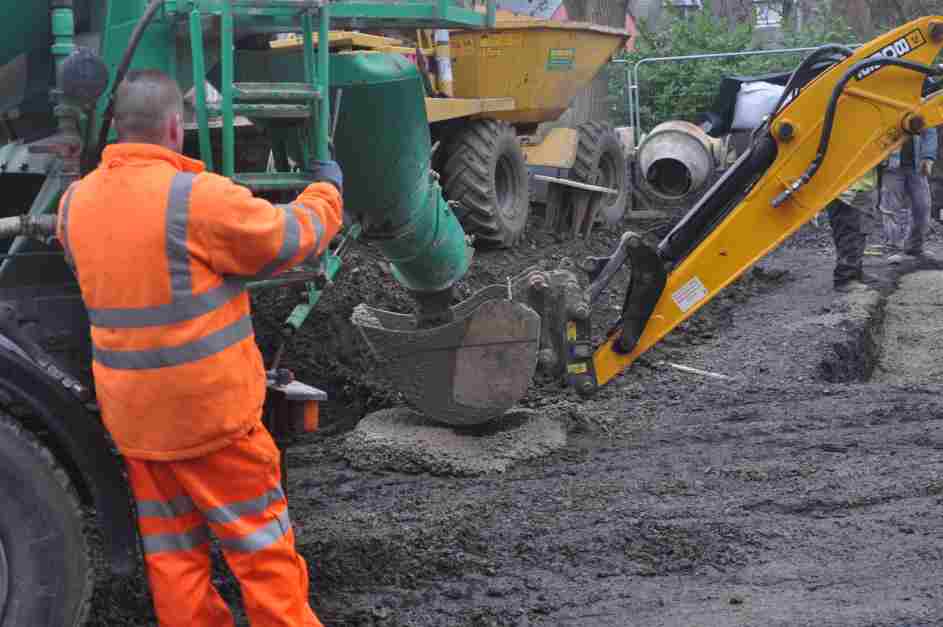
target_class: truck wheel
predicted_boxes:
[0,411,93,626]
[440,119,530,248]
[573,121,628,225]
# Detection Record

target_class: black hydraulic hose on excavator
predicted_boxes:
[767,44,856,121]
[656,46,855,265]
[92,0,164,160]
[773,57,943,207]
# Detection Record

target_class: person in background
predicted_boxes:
[827,169,879,292]
[881,125,938,263]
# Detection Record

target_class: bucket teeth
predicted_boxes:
[352,289,540,426]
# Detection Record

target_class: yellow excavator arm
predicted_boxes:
[589,16,943,388]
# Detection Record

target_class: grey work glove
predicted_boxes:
[308,160,343,194]
[920,158,935,178]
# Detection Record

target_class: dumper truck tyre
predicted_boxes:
[573,122,628,225]
[440,119,530,248]
[0,411,93,626]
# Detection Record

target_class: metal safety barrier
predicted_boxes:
[622,45,861,148]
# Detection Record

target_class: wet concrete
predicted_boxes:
[341,408,567,476]
[876,270,943,385]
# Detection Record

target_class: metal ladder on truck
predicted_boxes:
[178,0,496,328]
[186,0,331,189]
[184,0,496,188]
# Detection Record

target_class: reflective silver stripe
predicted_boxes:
[253,204,302,279]
[86,280,245,328]
[298,203,326,253]
[141,524,210,555]
[219,508,291,553]
[204,486,285,524]
[166,173,197,295]
[85,171,248,329]
[137,495,196,519]
[60,185,77,268]
[93,315,253,370]
[310,207,325,253]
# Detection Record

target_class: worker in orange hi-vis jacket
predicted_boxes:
[57,69,342,627]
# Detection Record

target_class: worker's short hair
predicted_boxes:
[114,69,184,143]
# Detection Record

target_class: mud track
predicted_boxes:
[87,223,943,626]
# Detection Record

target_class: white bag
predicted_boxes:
[731,81,787,131]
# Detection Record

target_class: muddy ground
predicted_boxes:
[87,211,943,626]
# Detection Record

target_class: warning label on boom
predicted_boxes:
[672,276,708,313]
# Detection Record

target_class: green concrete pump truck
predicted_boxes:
[0,1,656,620]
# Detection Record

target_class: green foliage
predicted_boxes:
[608,0,856,131]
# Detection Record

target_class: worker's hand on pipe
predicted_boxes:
[308,160,343,194]
[920,158,935,178]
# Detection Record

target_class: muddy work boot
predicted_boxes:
[833,279,871,293]
[889,249,936,264]
[888,252,914,264]
[859,272,881,285]
[827,198,874,291]
[834,269,879,292]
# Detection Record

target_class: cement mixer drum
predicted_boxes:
[636,121,718,202]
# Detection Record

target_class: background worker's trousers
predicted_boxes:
[125,424,323,627]
[826,198,876,285]
[880,168,932,253]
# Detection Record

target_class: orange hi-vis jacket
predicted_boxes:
[57,144,343,461]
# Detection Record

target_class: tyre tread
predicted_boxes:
[0,410,94,627]
[572,121,629,225]
[439,119,529,247]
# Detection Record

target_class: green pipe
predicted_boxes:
[284,252,342,330]
[227,50,472,295]
[331,54,469,294]
[221,1,234,177]
[316,4,330,161]
[301,10,316,167]
[382,185,470,294]
[50,6,76,67]
[302,12,314,89]
[189,9,213,170]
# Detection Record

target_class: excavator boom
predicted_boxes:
[591,16,943,388]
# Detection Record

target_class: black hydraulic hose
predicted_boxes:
[0,215,57,240]
[769,44,856,119]
[93,0,164,158]
[772,57,943,208]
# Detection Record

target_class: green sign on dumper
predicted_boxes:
[547,47,575,70]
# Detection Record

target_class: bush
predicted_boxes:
[609,1,856,131]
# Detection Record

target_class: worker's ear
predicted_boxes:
[168,111,184,153]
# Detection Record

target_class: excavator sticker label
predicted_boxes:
[855,29,926,81]
[672,276,708,313]
[547,48,576,71]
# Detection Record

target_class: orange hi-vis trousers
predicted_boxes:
[125,425,323,627]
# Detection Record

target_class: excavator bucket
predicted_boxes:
[352,287,540,426]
